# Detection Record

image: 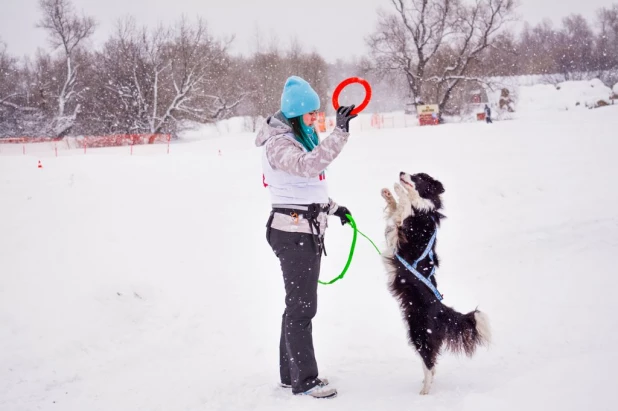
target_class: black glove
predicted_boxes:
[333,206,352,225]
[336,105,358,132]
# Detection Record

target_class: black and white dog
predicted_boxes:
[381,172,491,395]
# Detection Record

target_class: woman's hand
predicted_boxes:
[333,206,352,225]
[336,105,358,132]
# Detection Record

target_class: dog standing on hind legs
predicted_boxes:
[381,172,491,395]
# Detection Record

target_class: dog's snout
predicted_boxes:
[399,172,405,177]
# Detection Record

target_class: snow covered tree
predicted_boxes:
[0,42,41,137]
[82,17,247,137]
[367,0,516,114]
[0,42,22,136]
[36,0,96,137]
[162,18,248,131]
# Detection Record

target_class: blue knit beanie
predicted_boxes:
[280,76,320,118]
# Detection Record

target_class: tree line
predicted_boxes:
[1,0,617,138]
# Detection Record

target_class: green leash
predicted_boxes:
[318,214,382,285]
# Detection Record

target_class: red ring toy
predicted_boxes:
[332,77,372,115]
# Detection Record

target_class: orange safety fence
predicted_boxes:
[0,134,171,147]
[0,133,172,156]
[371,113,384,128]
[75,134,171,148]
[0,137,63,144]
[317,112,327,132]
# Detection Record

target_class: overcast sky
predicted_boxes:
[0,0,612,63]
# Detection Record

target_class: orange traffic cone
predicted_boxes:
[37,160,43,169]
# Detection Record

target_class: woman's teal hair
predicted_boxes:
[289,116,319,152]
[273,110,320,152]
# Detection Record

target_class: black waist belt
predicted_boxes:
[270,203,329,256]
[271,203,329,219]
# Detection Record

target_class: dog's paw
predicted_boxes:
[419,379,432,395]
[393,183,406,199]
[382,188,397,208]
[381,188,393,200]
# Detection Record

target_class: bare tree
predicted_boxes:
[36,0,96,136]
[327,57,409,114]
[475,29,520,77]
[367,0,516,114]
[595,4,618,84]
[517,20,559,75]
[0,42,20,112]
[429,0,516,111]
[368,0,454,104]
[240,37,330,121]
[553,14,596,80]
[0,43,40,112]
[286,49,330,110]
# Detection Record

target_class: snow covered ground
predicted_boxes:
[514,79,614,114]
[2,100,618,410]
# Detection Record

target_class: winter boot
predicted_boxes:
[295,384,337,399]
[280,378,329,389]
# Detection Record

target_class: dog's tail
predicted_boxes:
[440,307,491,357]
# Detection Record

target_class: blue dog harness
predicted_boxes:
[394,229,444,301]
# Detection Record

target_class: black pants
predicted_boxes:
[267,227,322,394]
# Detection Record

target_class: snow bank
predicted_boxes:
[179,117,261,140]
[485,78,613,120]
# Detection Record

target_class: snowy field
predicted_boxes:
[1,102,618,410]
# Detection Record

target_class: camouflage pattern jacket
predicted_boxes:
[255,111,350,235]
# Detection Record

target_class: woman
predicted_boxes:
[255,76,357,399]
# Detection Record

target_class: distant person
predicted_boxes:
[484,104,493,123]
[255,76,357,399]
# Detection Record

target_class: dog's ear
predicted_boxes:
[430,179,445,195]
